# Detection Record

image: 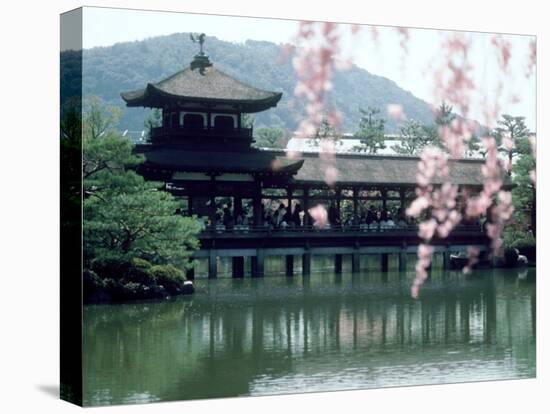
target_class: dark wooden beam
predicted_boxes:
[303,186,310,226]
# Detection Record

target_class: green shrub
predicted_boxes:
[90,257,130,280]
[124,258,156,285]
[149,264,186,294]
[512,237,536,263]
[85,258,192,302]
[130,257,152,269]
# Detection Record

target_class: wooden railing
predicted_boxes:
[150,126,253,141]
[199,224,483,237]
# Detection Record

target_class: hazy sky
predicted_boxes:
[82,7,536,131]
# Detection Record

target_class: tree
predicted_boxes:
[465,134,481,157]
[144,108,162,142]
[512,146,536,236]
[254,127,285,149]
[434,101,455,127]
[83,96,122,140]
[84,184,201,267]
[353,107,386,154]
[492,114,531,165]
[82,98,201,269]
[392,119,432,155]
[310,116,342,146]
[421,102,456,150]
[419,102,481,157]
[241,113,255,128]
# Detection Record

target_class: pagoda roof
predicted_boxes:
[121,56,282,113]
[136,146,303,175]
[290,152,499,187]
[136,146,509,188]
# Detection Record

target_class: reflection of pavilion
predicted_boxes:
[83,272,536,404]
[121,41,496,278]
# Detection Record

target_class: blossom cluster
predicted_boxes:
[406,147,462,297]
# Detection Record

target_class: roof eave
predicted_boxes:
[121,85,282,112]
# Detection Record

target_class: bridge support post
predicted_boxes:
[285,255,294,276]
[334,254,343,274]
[399,249,407,272]
[351,251,360,273]
[442,248,450,270]
[208,250,217,279]
[232,256,245,278]
[251,249,265,277]
[302,251,311,276]
[186,266,195,281]
[381,253,389,272]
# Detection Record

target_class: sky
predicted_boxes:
[82,6,536,131]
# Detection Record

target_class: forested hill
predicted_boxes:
[65,32,438,133]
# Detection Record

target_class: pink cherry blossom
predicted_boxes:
[502,136,514,151]
[396,27,410,55]
[286,149,302,160]
[419,219,437,240]
[289,23,528,300]
[411,243,434,299]
[526,39,536,78]
[309,204,328,229]
[462,246,480,274]
[387,104,405,121]
[492,35,512,73]
[324,165,339,186]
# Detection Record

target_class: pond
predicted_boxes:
[83,267,536,406]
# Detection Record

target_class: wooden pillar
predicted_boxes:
[335,254,343,274]
[353,187,358,217]
[232,256,244,278]
[303,186,310,226]
[252,249,265,277]
[186,265,195,280]
[234,196,242,217]
[381,188,387,210]
[287,187,292,211]
[336,188,341,225]
[399,248,407,272]
[253,180,262,226]
[302,249,311,276]
[285,255,294,276]
[442,247,450,270]
[381,253,389,272]
[209,176,217,226]
[208,250,217,279]
[399,188,406,210]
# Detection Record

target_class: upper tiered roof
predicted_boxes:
[121,52,282,112]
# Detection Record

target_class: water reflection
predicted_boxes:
[83,268,536,406]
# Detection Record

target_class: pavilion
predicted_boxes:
[121,35,496,278]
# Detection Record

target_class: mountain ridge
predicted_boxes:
[63,32,439,133]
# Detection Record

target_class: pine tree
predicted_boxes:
[82,97,201,269]
[353,107,386,154]
[254,127,285,148]
[392,119,431,155]
[493,114,532,164]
